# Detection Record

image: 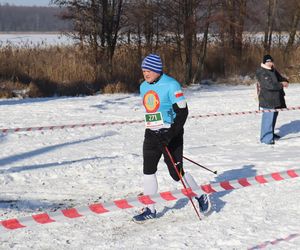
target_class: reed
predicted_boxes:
[0,41,299,98]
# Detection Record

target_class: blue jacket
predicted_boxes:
[140,74,186,125]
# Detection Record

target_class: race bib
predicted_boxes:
[144,112,164,129]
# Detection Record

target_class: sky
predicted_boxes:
[0,0,51,6]
[0,84,299,249]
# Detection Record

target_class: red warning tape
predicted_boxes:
[248,233,300,249]
[0,168,299,232]
[190,106,300,119]
[1,106,300,134]
[0,119,143,134]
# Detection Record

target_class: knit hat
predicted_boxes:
[141,54,163,74]
[263,54,274,64]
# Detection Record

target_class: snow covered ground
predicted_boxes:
[0,83,299,249]
[0,33,73,47]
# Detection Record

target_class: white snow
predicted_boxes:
[0,84,299,249]
[0,33,73,47]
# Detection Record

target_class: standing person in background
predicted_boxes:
[133,54,211,222]
[256,54,289,145]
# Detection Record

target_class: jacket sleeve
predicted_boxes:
[167,102,188,137]
[256,69,283,91]
[275,69,289,83]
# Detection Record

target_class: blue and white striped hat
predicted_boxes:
[141,54,163,74]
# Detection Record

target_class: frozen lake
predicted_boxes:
[0,32,296,48]
[0,33,73,47]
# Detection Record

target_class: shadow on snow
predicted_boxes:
[278,120,300,138]
[0,131,118,169]
[156,164,257,217]
[90,95,136,110]
[0,198,77,215]
[210,164,257,213]
[0,96,74,106]
[0,156,118,174]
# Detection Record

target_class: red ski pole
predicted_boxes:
[183,155,217,175]
[164,146,201,220]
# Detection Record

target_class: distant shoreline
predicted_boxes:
[0,31,67,34]
[0,33,73,47]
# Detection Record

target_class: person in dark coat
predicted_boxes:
[256,54,289,145]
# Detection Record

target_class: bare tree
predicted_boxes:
[182,0,196,84]
[221,0,248,57]
[192,0,214,83]
[52,0,124,80]
[158,0,185,63]
[123,0,162,59]
[263,0,277,53]
[283,0,300,61]
[158,0,201,84]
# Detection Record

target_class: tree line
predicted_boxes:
[51,0,300,85]
[0,4,71,32]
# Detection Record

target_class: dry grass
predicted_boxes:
[103,81,131,94]
[0,42,299,98]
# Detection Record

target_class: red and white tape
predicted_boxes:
[190,106,300,119]
[0,168,299,232]
[248,233,300,249]
[0,119,144,134]
[1,106,300,134]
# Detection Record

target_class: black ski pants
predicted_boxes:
[143,128,184,181]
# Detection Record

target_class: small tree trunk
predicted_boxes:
[264,0,277,53]
[192,0,212,83]
[284,7,300,62]
[183,0,195,84]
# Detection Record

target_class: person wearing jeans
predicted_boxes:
[256,55,288,145]
[260,108,279,144]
